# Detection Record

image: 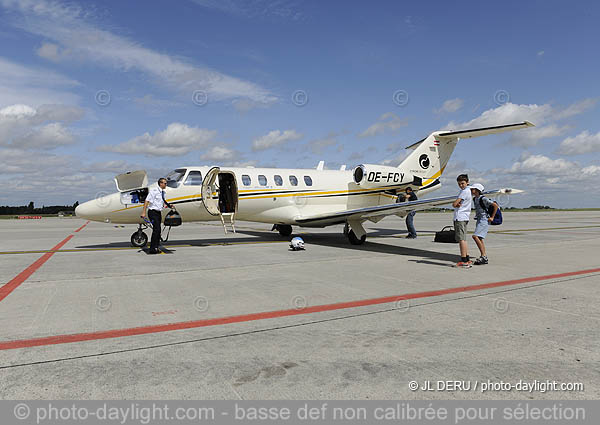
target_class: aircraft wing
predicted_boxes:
[295,188,521,227]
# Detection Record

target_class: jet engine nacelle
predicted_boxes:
[353,164,413,188]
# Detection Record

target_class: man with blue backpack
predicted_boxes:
[470,183,501,265]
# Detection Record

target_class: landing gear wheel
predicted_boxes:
[277,224,293,237]
[347,229,366,245]
[131,230,148,247]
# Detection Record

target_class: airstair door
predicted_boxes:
[201,167,220,216]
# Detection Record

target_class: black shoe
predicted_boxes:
[148,249,160,254]
[405,235,416,239]
[474,256,488,265]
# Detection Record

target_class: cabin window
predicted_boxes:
[242,175,251,186]
[289,175,298,186]
[183,171,203,186]
[274,175,283,186]
[304,176,313,186]
[258,175,267,186]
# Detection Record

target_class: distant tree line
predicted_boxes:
[526,205,553,209]
[0,201,79,215]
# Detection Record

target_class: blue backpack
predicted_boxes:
[480,197,503,225]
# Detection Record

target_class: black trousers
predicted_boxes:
[148,209,162,251]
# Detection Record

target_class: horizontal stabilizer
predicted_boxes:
[437,121,534,140]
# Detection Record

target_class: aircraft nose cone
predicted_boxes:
[75,200,94,219]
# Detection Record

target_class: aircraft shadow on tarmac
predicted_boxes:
[236,229,458,264]
[75,228,458,264]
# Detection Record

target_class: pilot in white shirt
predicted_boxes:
[141,178,172,254]
[145,186,167,212]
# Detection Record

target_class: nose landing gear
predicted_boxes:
[131,223,149,247]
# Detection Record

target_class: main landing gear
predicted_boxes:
[131,223,149,247]
[344,223,366,245]
[272,224,293,237]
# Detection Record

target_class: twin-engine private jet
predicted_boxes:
[75,121,532,247]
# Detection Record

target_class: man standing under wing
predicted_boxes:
[403,187,418,238]
[141,177,172,254]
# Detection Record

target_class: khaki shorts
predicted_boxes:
[454,220,469,242]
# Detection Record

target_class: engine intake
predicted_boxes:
[353,164,413,188]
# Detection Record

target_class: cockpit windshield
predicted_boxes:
[165,168,186,188]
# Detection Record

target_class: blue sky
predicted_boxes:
[1,0,599,207]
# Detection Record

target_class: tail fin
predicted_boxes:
[399,121,534,192]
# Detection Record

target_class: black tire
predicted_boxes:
[131,231,148,247]
[277,224,293,237]
[348,229,366,245]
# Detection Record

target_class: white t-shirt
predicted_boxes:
[453,187,472,221]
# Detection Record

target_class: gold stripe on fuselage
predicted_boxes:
[111,185,400,213]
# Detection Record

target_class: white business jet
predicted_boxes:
[75,121,532,247]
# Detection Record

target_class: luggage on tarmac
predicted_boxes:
[434,226,457,243]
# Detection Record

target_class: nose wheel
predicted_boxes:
[131,224,149,247]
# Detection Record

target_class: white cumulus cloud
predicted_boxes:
[435,98,464,114]
[252,129,303,151]
[557,130,600,155]
[98,123,218,156]
[200,146,239,162]
[358,112,407,138]
[13,122,76,149]
[0,103,84,149]
[447,99,597,148]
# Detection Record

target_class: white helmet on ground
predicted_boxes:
[290,237,305,250]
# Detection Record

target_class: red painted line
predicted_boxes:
[74,221,90,233]
[0,235,74,304]
[1,267,599,351]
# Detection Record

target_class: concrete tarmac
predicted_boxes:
[0,211,599,399]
